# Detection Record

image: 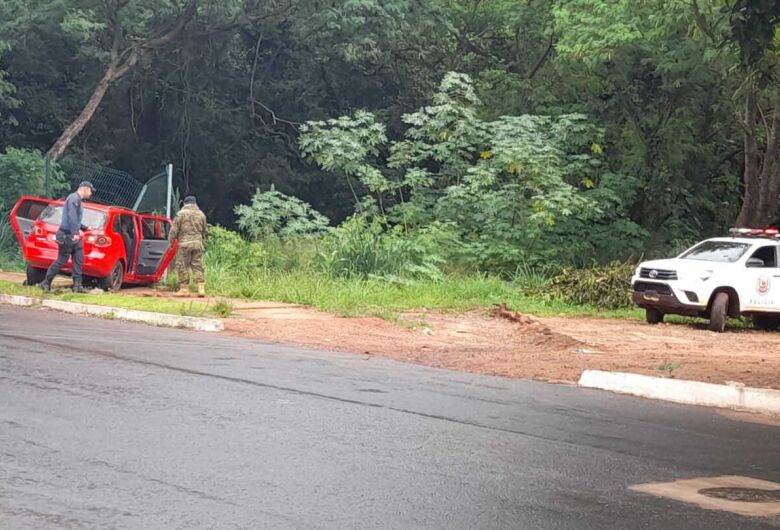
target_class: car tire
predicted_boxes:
[26,264,47,286]
[646,308,664,324]
[99,261,124,292]
[709,292,729,333]
[752,316,780,331]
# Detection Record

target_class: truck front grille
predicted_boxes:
[639,268,678,281]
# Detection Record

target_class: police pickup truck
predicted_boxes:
[632,228,780,332]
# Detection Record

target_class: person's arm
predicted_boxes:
[169,215,180,242]
[201,213,208,240]
[63,196,80,235]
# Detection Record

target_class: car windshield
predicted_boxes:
[680,241,750,263]
[38,205,108,229]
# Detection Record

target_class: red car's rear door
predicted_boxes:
[9,197,54,247]
[134,215,177,281]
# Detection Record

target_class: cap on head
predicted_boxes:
[79,181,96,192]
[183,195,197,205]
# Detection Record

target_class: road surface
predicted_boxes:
[1,306,779,529]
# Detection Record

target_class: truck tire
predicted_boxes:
[99,261,124,292]
[752,316,780,331]
[25,264,46,286]
[645,308,664,324]
[709,292,729,333]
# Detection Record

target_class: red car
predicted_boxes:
[10,196,178,291]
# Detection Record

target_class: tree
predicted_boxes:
[728,0,780,226]
[301,72,643,270]
[553,0,744,242]
[46,0,199,161]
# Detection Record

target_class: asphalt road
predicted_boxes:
[1,306,780,529]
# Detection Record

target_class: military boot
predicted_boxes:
[197,282,206,298]
[175,284,190,297]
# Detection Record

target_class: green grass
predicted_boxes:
[204,267,644,320]
[0,279,226,317]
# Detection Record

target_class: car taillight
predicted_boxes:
[86,234,112,247]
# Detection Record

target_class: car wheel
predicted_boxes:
[752,316,780,331]
[709,292,729,333]
[645,308,664,324]
[26,264,46,286]
[99,262,124,292]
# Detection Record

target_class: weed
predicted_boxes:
[211,299,234,317]
[657,361,681,376]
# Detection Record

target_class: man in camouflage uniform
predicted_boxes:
[169,195,208,297]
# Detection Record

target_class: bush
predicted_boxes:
[0,214,22,270]
[318,216,450,281]
[0,148,67,211]
[235,188,330,240]
[205,225,267,272]
[536,261,636,309]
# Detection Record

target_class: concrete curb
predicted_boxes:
[0,294,37,307]
[579,370,780,416]
[0,295,223,332]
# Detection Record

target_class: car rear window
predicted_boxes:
[681,241,750,263]
[38,205,108,229]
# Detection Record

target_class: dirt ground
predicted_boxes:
[3,270,780,389]
[225,305,780,389]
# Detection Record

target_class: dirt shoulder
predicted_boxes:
[3,270,779,389]
[226,303,780,390]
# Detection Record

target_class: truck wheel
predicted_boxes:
[752,316,780,331]
[645,308,664,324]
[99,262,124,292]
[709,292,729,333]
[26,264,46,286]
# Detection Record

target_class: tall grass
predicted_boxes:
[203,265,640,319]
[0,213,23,271]
[193,225,643,319]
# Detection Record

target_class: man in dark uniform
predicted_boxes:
[40,181,95,293]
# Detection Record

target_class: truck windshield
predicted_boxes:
[38,205,108,229]
[681,241,750,263]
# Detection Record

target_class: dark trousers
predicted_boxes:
[44,231,84,286]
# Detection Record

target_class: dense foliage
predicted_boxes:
[1,0,779,276]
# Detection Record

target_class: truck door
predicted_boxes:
[8,197,53,247]
[135,216,177,280]
[742,244,780,312]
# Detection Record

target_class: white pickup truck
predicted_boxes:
[632,228,780,332]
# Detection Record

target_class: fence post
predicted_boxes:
[164,163,174,283]
[44,156,50,197]
[166,163,173,220]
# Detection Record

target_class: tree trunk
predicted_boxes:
[47,65,123,162]
[736,83,761,227]
[757,91,780,225]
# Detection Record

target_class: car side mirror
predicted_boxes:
[746,257,765,268]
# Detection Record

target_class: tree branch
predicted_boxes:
[249,32,264,123]
[527,34,555,79]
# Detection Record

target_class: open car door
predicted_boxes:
[134,215,177,281]
[9,197,54,248]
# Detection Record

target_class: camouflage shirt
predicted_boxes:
[169,204,208,248]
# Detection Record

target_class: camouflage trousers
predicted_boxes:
[177,244,205,284]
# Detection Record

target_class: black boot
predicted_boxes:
[39,281,51,292]
[72,283,90,294]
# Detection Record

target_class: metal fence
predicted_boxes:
[57,159,174,217]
